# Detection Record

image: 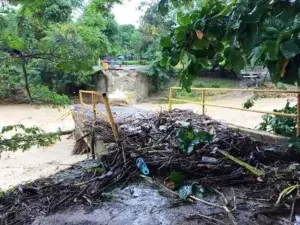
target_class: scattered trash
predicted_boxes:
[179,185,193,200]
[136,158,149,175]
[295,215,300,225]
[2,109,300,225]
[201,156,218,164]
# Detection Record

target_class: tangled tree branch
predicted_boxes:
[0,124,62,155]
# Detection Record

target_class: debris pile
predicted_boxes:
[1,109,300,225]
[83,109,292,181]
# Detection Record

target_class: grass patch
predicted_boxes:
[193,79,236,89]
[123,60,150,65]
[172,78,237,104]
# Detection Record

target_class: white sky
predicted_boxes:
[112,0,145,27]
[74,0,146,26]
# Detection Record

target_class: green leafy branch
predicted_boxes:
[242,94,259,109]
[30,86,72,107]
[159,0,300,89]
[0,124,61,153]
[258,101,297,137]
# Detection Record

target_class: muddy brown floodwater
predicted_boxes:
[0,97,294,190]
[0,105,85,190]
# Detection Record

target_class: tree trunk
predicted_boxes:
[21,62,34,102]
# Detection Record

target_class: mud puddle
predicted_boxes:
[32,183,267,225]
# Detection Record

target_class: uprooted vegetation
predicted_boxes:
[258,101,297,137]
[2,109,300,225]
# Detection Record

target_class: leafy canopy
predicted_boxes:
[159,0,300,89]
[0,0,120,105]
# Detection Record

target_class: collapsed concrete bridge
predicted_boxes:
[91,66,150,104]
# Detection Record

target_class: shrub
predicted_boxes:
[258,101,297,137]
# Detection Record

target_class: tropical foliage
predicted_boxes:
[159,0,300,90]
[0,0,120,105]
[143,60,176,92]
[177,126,213,154]
[0,124,61,154]
[258,101,297,137]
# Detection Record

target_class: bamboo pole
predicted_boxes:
[92,93,96,120]
[202,89,205,115]
[170,98,297,118]
[79,90,85,116]
[297,94,300,137]
[170,87,300,94]
[79,90,97,94]
[168,88,173,111]
[102,93,119,141]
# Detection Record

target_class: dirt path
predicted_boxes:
[0,105,85,190]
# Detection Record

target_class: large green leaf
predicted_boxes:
[180,50,192,67]
[177,11,191,26]
[249,45,265,67]
[263,17,286,39]
[267,58,285,83]
[192,38,209,50]
[177,126,213,155]
[174,27,186,43]
[190,10,201,23]
[224,47,245,71]
[158,0,168,15]
[264,40,279,60]
[243,4,267,23]
[169,54,180,66]
[160,57,168,67]
[280,40,300,59]
[160,36,172,48]
[293,13,300,30]
[194,18,206,30]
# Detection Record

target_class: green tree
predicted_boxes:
[158,0,300,89]
[138,2,175,60]
[0,0,122,153]
[114,24,141,55]
[0,0,120,105]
